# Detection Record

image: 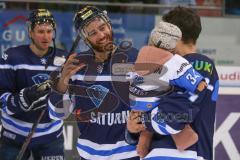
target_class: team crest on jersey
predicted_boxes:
[32,74,49,84]
[86,85,109,108]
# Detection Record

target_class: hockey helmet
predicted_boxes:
[28,9,56,30]
[73,6,111,35]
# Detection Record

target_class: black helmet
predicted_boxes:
[28,9,56,30]
[73,6,111,33]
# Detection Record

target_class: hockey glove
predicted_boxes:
[18,80,51,112]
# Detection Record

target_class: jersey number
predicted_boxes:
[186,73,197,85]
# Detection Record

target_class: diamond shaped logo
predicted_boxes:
[86,85,109,108]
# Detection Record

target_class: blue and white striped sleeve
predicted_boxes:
[142,91,199,135]
[143,107,183,135]
[48,90,74,120]
[0,56,24,115]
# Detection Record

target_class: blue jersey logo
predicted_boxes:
[86,85,109,108]
[32,74,49,84]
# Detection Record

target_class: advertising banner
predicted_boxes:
[214,94,240,160]
[217,66,240,87]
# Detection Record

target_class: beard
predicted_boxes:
[88,32,114,52]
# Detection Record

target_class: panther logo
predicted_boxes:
[32,74,49,84]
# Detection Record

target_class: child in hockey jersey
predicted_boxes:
[128,21,207,158]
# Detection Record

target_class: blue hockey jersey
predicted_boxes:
[0,45,67,147]
[143,53,219,160]
[48,47,140,160]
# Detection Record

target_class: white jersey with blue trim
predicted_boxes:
[161,54,204,93]
[48,47,140,160]
[0,45,67,146]
[130,54,205,112]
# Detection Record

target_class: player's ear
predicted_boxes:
[28,27,34,38]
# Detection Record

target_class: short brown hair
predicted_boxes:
[162,6,202,44]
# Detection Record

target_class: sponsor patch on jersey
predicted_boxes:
[53,56,66,66]
[177,62,190,75]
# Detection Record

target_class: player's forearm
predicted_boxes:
[171,124,198,151]
[56,77,69,93]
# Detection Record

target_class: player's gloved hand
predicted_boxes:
[18,80,51,112]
